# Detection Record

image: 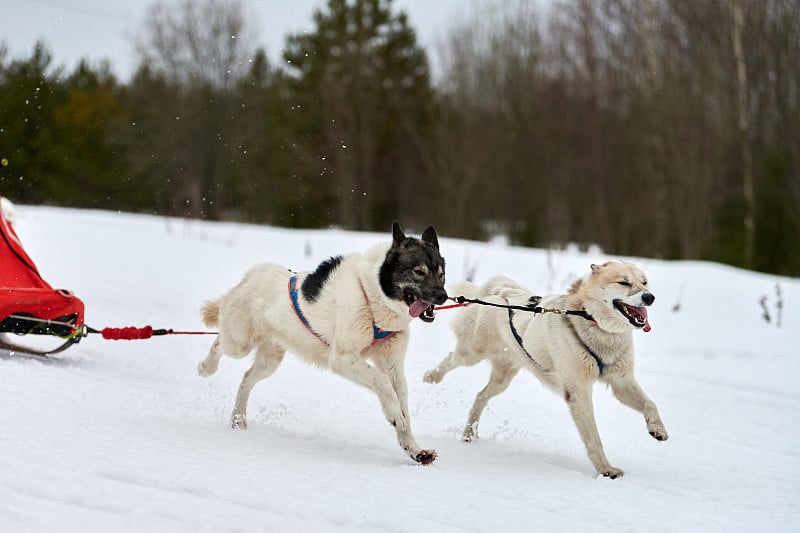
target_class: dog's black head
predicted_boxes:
[379,221,447,322]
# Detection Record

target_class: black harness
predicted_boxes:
[453,295,594,321]
[506,305,605,376]
[446,295,606,376]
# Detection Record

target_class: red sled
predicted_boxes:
[1,195,85,355]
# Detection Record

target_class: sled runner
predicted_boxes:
[0,196,86,355]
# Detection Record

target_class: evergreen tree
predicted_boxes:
[130,0,258,219]
[0,44,127,208]
[283,0,434,230]
[0,42,66,203]
[53,60,128,208]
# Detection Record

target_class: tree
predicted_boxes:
[431,1,550,242]
[432,0,798,275]
[283,0,434,230]
[131,0,258,219]
[0,42,65,203]
[51,60,130,208]
[135,0,255,92]
[730,0,755,269]
[0,42,127,209]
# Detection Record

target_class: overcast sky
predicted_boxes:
[1,0,469,81]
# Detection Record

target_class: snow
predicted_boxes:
[2,205,799,533]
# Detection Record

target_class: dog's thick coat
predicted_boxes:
[424,261,668,477]
[198,222,447,464]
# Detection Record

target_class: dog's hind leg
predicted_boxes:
[463,361,519,442]
[198,333,257,376]
[198,337,223,377]
[423,343,482,384]
[230,344,285,429]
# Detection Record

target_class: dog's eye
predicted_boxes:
[413,268,426,276]
[618,280,631,287]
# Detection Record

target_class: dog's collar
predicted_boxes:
[359,281,397,342]
[567,309,597,324]
[288,275,395,347]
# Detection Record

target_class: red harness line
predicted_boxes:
[89,326,218,340]
[83,299,472,342]
[433,302,470,311]
[99,301,470,340]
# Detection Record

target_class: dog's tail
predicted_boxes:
[200,299,220,327]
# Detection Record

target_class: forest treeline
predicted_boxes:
[1,0,798,276]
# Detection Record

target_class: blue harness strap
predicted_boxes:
[288,275,395,346]
[289,275,329,346]
[373,325,395,341]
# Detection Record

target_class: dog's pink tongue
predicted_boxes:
[409,300,429,318]
[631,305,652,332]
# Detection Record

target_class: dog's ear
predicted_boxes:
[591,261,616,274]
[421,226,439,250]
[392,221,406,244]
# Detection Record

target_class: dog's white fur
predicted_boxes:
[198,242,437,464]
[424,261,668,478]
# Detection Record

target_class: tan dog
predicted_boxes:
[424,261,668,478]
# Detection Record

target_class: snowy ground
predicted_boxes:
[1,206,798,533]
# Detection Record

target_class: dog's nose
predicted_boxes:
[433,287,448,305]
[642,292,655,306]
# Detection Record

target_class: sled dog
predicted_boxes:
[198,222,447,464]
[424,261,668,478]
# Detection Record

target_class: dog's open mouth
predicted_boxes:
[404,289,436,322]
[613,300,652,332]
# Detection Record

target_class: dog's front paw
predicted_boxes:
[231,413,248,429]
[648,420,669,441]
[413,449,437,465]
[423,370,442,384]
[599,466,624,479]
